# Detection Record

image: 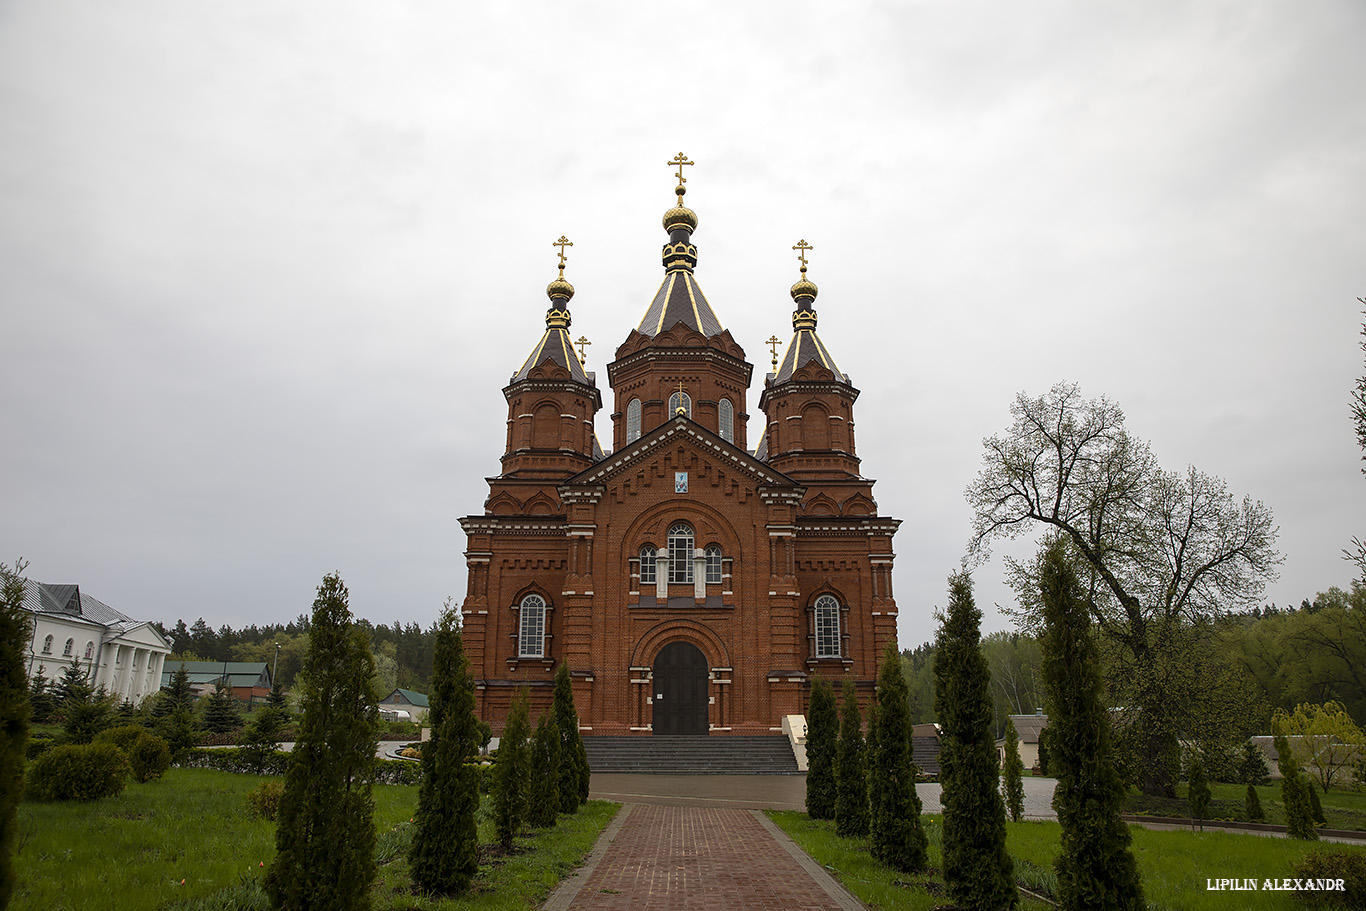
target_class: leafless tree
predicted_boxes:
[966,382,1280,794]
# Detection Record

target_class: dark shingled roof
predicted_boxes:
[636,270,725,338]
[511,322,594,385]
[20,581,142,634]
[771,326,848,385]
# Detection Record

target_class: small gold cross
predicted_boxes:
[766,335,782,369]
[793,239,813,271]
[553,236,573,275]
[675,380,687,414]
[575,336,591,365]
[667,153,693,186]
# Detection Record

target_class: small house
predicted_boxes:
[379,688,430,722]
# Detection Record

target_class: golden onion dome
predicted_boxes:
[663,204,698,233]
[790,277,818,304]
[546,276,575,302]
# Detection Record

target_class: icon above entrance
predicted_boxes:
[652,640,709,735]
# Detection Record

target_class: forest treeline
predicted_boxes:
[151,614,437,695]
[903,581,1366,740]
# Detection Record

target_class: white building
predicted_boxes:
[22,581,172,706]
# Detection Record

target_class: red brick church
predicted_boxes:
[460,159,901,735]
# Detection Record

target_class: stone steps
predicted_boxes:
[584,735,801,775]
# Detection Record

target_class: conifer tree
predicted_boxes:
[552,663,589,813]
[58,666,112,744]
[202,679,242,734]
[239,699,289,773]
[834,677,868,838]
[934,573,1015,908]
[1245,783,1265,822]
[1274,730,1317,840]
[1003,719,1025,822]
[1,562,31,911]
[1038,539,1145,911]
[529,712,562,828]
[804,675,838,820]
[1308,780,1326,826]
[266,573,380,911]
[28,666,56,725]
[1187,756,1211,831]
[409,604,480,895]
[492,688,532,848]
[869,643,929,872]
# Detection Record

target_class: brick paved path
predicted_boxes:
[544,805,863,911]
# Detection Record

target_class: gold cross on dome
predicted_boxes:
[766,335,782,369]
[553,236,572,275]
[793,239,813,271]
[575,336,591,365]
[667,153,693,185]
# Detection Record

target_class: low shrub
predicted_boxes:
[1290,848,1366,907]
[172,747,421,784]
[175,747,290,777]
[245,779,285,820]
[26,734,56,761]
[129,731,172,782]
[28,742,131,801]
[94,724,148,752]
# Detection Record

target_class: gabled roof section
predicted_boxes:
[21,581,143,635]
[636,270,725,338]
[566,414,799,489]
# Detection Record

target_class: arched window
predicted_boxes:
[639,544,657,585]
[42,634,53,655]
[63,639,74,657]
[815,595,841,658]
[705,545,723,584]
[518,594,546,658]
[84,641,94,660]
[668,523,694,583]
[718,398,734,443]
[626,398,642,443]
[668,390,691,418]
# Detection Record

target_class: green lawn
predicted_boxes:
[768,811,1366,911]
[13,768,616,911]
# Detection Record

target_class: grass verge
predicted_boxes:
[767,811,1366,911]
[14,768,616,911]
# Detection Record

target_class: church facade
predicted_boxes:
[459,161,901,735]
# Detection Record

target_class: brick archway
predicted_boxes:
[630,620,731,734]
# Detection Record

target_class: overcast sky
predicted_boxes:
[2,1,1363,649]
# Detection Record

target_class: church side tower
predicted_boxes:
[758,243,899,683]
[461,240,601,717]
[607,155,753,452]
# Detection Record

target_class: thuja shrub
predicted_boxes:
[128,731,172,783]
[28,742,130,801]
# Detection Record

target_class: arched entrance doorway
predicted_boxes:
[652,641,709,735]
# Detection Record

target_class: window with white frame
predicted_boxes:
[668,523,694,583]
[63,638,73,657]
[518,594,547,658]
[639,544,657,585]
[815,595,841,658]
[705,545,723,584]
[84,641,94,660]
[719,398,734,443]
[668,390,691,418]
[626,398,642,443]
[42,634,53,655]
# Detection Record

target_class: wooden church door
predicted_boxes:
[652,641,709,735]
